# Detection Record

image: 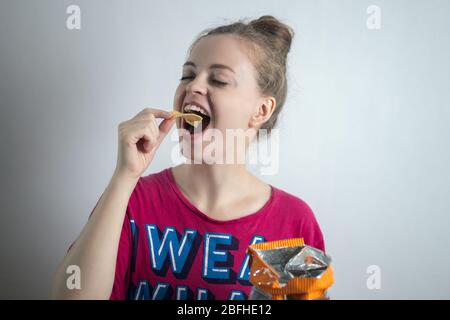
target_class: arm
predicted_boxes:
[50,172,138,299]
[51,107,175,299]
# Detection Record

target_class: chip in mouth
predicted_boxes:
[183,110,211,134]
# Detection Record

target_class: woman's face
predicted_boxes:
[173,34,275,163]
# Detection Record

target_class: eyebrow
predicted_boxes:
[183,61,235,74]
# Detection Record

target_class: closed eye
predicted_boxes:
[212,79,227,86]
[179,76,227,86]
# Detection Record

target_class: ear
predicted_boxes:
[248,97,277,129]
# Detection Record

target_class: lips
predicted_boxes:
[182,101,211,116]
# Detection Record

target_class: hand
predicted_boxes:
[114,108,175,180]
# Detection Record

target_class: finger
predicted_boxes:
[142,108,173,119]
[132,118,158,135]
[155,117,176,147]
[143,140,150,152]
[125,125,153,148]
[132,108,151,120]
[148,120,159,146]
[159,117,176,135]
[132,107,173,120]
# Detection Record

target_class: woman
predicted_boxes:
[51,15,325,300]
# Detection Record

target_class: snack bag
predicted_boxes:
[247,238,334,300]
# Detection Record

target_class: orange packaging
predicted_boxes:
[247,238,334,300]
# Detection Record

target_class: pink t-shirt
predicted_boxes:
[80,167,325,300]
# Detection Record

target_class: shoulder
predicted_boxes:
[272,186,326,252]
[273,187,316,221]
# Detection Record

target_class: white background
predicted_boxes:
[0,0,449,299]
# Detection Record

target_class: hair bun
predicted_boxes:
[249,15,294,58]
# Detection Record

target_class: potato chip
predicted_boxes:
[170,110,203,128]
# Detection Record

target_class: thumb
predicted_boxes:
[156,118,176,146]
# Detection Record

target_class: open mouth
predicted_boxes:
[182,105,211,135]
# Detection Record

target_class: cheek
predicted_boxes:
[212,92,255,129]
[215,112,235,126]
[214,106,252,129]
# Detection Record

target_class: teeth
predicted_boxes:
[183,104,209,116]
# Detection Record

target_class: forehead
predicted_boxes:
[187,34,255,75]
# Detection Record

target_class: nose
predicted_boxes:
[185,75,207,95]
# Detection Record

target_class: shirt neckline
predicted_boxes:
[164,166,277,225]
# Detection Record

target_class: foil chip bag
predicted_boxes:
[247,238,334,300]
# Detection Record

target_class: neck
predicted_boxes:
[173,163,255,209]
